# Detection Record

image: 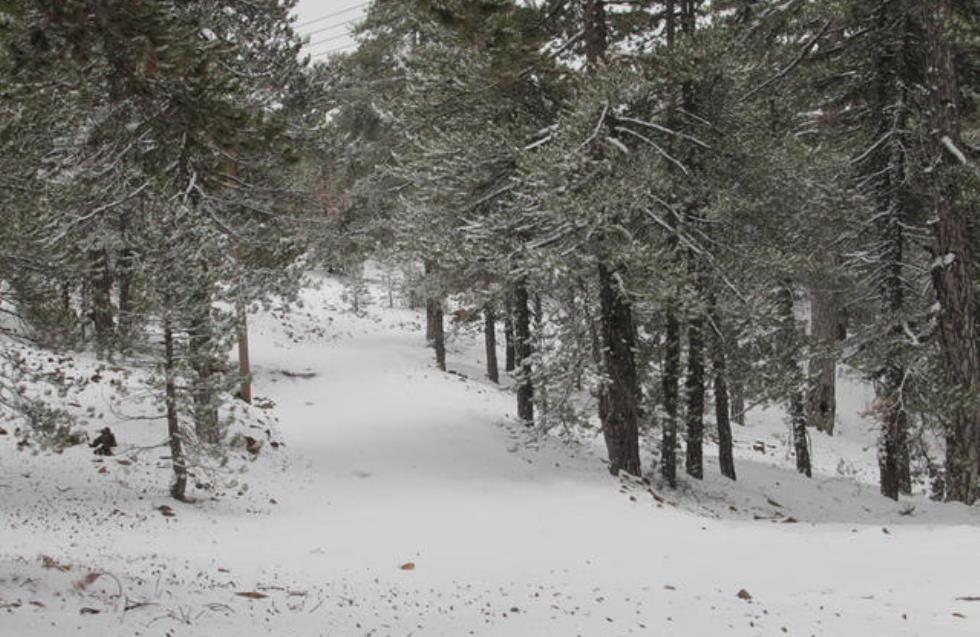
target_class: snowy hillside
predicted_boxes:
[2,273,979,636]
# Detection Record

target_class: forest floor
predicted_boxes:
[1,271,979,636]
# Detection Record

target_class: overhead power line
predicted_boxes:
[299,17,361,37]
[309,42,359,59]
[307,31,354,48]
[295,3,369,29]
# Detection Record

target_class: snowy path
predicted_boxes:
[3,277,980,636]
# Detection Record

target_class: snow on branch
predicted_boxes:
[614,126,688,174]
[740,20,832,102]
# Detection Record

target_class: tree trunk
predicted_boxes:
[188,283,220,445]
[513,279,534,426]
[597,262,641,477]
[730,382,746,426]
[503,305,516,373]
[424,260,446,371]
[116,248,134,338]
[90,248,114,351]
[778,285,812,477]
[867,2,912,499]
[685,310,705,480]
[807,285,837,435]
[709,295,736,480]
[163,312,188,502]
[926,1,980,504]
[484,305,499,383]
[236,290,252,404]
[662,303,681,487]
[878,367,910,500]
[430,300,445,371]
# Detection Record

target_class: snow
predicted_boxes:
[2,272,979,636]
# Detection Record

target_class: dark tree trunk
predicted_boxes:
[662,303,681,487]
[926,1,979,504]
[90,248,114,351]
[807,285,837,435]
[484,305,499,383]
[659,0,680,488]
[709,295,736,480]
[878,365,910,500]
[597,262,642,477]
[116,247,134,338]
[236,290,252,404]
[503,304,516,373]
[188,282,220,445]
[867,3,913,499]
[424,260,446,371]
[513,280,534,426]
[586,295,609,425]
[778,285,812,477]
[730,382,746,426]
[685,310,705,480]
[425,299,446,371]
[163,312,187,502]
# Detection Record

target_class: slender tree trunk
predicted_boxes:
[662,303,680,487]
[163,312,187,502]
[868,3,912,499]
[90,248,114,351]
[685,308,705,480]
[117,248,134,338]
[730,382,746,426]
[807,285,837,435]
[423,260,445,371]
[513,279,534,426]
[778,285,812,477]
[430,301,445,371]
[926,1,979,504]
[236,290,252,404]
[660,0,680,487]
[188,281,220,444]
[597,262,642,476]
[582,0,640,476]
[586,292,609,425]
[484,305,499,383]
[503,303,516,373]
[709,294,736,480]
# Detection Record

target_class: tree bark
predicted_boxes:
[90,248,114,351]
[662,303,681,487]
[778,285,812,477]
[597,262,642,477]
[116,247,134,339]
[484,305,499,383]
[807,285,837,435]
[867,2,912,499]
[163,312,188,502]
[424,260,445,371]
[709,295,736,480]
[188,281,220,445]
[685,309,705,480]
[503,303,516,373]
[236,290,252,404]
[513,279,534,426]
[926,0,979,504]
[730,382,746,426]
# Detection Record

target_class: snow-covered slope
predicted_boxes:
[2,273,978,636]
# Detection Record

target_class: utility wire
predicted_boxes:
[299,17,361,37]
[307,31,354,48]
[309,42,359,59]
[295,3,369,29]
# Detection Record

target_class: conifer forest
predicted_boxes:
[1,1,979,635]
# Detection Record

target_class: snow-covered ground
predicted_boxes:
[2,273,979,636]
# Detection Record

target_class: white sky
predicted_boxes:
[293,0,369,61]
